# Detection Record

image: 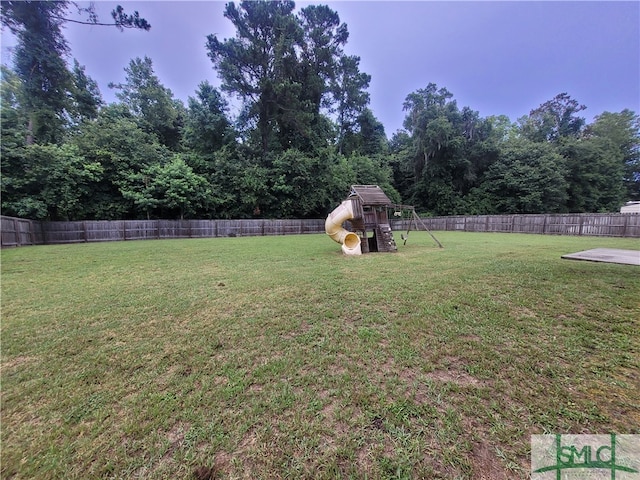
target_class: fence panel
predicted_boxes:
[623,214,640,237]
[157,220,188,239]
[487,215,512,233]
[543,214,574,236]
[580,214,619,237]
[1,216,41,247]
[123,220,159,241]
[243,219,266,236]
[187,220,214,238]
[463,215,491,233]
[41,221,85,244]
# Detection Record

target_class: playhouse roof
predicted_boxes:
[349,185,393,206]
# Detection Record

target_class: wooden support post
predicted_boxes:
[412,210,443,248]
[13,218,20,246]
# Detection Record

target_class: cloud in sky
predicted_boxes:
[2,1,638,135]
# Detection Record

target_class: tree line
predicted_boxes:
[2,0,639,221]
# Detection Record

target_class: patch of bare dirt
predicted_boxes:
[397,365,418,384]
[328,363,347,376]
[356,446,375,476]
[142,422,191,477]
[458,334,481,342]
[470,442,511,480]
[425,369,481,387]
[156,364,181,390]
[280,320,312,340]
[511,306,537,319]
[164,421,189,458]
[379,356,395,376]
[214,451,231,470]
[2,355,35,370]
[212,375,227,386]
[424,356,483,387]
[321,399,338,420]
[248,383,263,393]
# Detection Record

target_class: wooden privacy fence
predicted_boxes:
[1,217,44,247]
[1,217,325,247]
[2,213,639,247]
[392,213,640,238]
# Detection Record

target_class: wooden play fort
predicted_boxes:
[325,185,442,255]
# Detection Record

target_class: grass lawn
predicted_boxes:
[1,231,639,479]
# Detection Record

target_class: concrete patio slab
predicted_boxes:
[561,248,640,266]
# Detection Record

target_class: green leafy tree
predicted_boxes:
[207,1,368,156]
[120,172,159,220]
[332,55,371,154]
[297,4,348,113]
[0,66,27,157]
[1,66,27,215]
[400,83,495,214]
[339,107,386,157]
[109,56,185,150]
[1,1,149,145]
[69,59,103,124]
[355,109,388,156]
[1,143,102,220]
[72,104,172,219]
[206,145,273,218]
[271,149,330,217]
[585,110,640,201]
[519,93,586,143]
[561,137,626,212]
[402,84,459,180]
[206,0,300,156]
[127,156,211,219]
[478,137,568,213]
[388,130,415,201]
[486,115,517,142]
[183,81,235,155]
[295,4,350,151]
[270,148,355,217]
[2,1,72,144]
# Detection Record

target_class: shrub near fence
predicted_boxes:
[1,213,639,247]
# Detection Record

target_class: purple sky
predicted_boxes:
[2,1,639,135]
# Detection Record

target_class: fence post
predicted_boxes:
[28,219,34,245]
[13,218,20,246]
